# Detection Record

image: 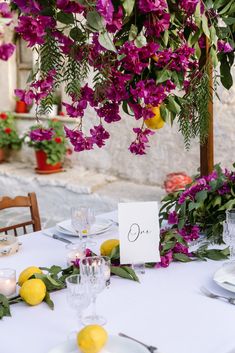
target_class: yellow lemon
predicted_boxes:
[18,266,42,286]
[144,106,165,130]
[77,325,108,353]
[100,239,119,256]
[20,279,46,306]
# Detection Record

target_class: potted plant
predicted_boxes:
[25,119,67,174]
[0,112,22,162]
[15,97,28,113]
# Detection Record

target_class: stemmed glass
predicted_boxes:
[66,274,91,332]
[80,256,106,326]
[224,209,235,262]
[71,207,96,247]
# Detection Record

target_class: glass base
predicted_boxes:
[132,263,145,274]
[82,314,107,326]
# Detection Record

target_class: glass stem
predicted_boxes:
[77,311,82,328]
[229,244,235,261]
[91,295,97,318]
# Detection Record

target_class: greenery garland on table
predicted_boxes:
[4,0,234,154]
[0,226,229,320]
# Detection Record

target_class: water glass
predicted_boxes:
[65,274,91,326]
[71,207,96,246]
[225,209,235,261]
[80,256,106,325]
[102,256,111,287]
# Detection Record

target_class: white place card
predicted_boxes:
[118,202,160,265]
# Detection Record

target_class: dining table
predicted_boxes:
[0,210,235,353]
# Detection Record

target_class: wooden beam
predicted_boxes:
[200,37,214,176]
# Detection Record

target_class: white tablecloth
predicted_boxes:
[0,211,235,353]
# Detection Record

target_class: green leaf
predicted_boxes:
[194,2,202,26]
[201,14,210,38]
[121,0,135,16]
[128,24,138,41]
[210,47,219,68]
[204,249,228,260]
[209,26,217,46]
[86,11,104,31]
[70,27,84,41]
[167,96,181,114]
[156,69,171,84]
[44,292,54,310]
[195,190,207,203]
[134,31,147,48]
[98,32,117,52]
[220,58,233,90]
[0,294,11,319]
[57,11,74,24]
[111,266,139,282]
[110,245,120,260]
[162,240,176,252]
[173,253,192,262]
[163,30,169,46]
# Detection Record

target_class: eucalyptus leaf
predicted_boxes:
[86,11,104,31]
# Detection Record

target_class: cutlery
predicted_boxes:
[119,333,157,352]
[200,286,235,305]
[43,232,72,244]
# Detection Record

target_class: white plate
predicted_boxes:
[213,263,235,293]
[56,219,113,237]
[48,335,148,353]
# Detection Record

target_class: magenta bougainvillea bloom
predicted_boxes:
[138,0,167,13]
[217,40,233,53]
[29,128,54,142]
[12,0,41,14]
[96,0,114,24]
[15,15,56,47]
[168,211,178,225]
[56,0,84,13]
[0,3,12,18]
[179,0,199,15]
[0,43,15,61]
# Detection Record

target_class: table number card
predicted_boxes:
[118,201,160,265]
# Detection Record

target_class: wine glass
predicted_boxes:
[65,274,91,331]
[102,256,111,287]
[80,256,106,326]
[71,207,96,247]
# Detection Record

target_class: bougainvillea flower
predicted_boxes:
[96,0,114,24]
[0,43,15,61]
[217,40,233,53]
[15,89,34,105]
[30,128,54,141]
[168,211,178,225]
[179,0,199,15]
[64,126,93,152]
[96,103,121,123]
[129,128,155,155]
[0,3,12,18]
[138,0,167,13]
[12,0,41,13]
[56,0,84,13]
[15,16,56,47]
[106,6,123,33]
[90,125,110,148]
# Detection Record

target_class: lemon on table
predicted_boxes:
[77,325,108,353]
[18,266,42,286]
[20,278,46,306]
[144,105,165,130]
[100,239,119,256]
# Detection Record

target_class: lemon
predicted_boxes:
[77,325,108,353]
[18,266,42,286]
[20,279,46,306]
[100,239,119,256]
[144,106,165,130]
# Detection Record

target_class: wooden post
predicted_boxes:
[200,38,214,176]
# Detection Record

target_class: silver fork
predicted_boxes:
[200,286,235,305]
[119,333,157,352]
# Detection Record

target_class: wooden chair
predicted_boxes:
[0,193,41,236]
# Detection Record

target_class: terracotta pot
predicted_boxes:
[0,148,5,163]
[35,150,62,174]
[15,101,27,113]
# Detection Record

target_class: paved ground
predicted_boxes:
[0,162,165,231]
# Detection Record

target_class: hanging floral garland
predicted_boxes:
[4,0,235,154]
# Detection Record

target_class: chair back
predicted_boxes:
[0,193,41,235]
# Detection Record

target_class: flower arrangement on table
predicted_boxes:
[24,119,68,171]
[160,164,235,251]
[0,112,22,157]
[9,0,234,155]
